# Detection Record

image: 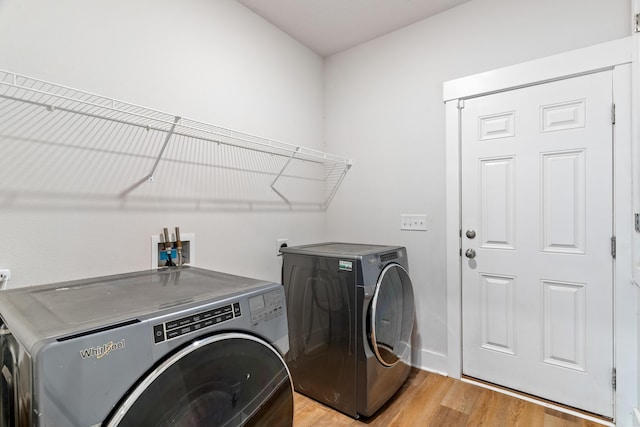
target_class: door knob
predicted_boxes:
[466,229,476,239]
[465,248,476,259]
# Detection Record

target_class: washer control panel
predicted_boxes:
[153,302,241,344]
[249,289,284,325]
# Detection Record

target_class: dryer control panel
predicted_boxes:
[152,302,241,344]
[249,289,284,325]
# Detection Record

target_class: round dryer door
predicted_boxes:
[105,333,293,427]
[369,264,415,367]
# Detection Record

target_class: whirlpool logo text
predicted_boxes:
[80,339,125,360]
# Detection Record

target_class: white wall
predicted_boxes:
[324,0,630,371]
[0,0,326,286]
[0,0,632,381]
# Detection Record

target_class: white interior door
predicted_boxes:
[461,70,614,417]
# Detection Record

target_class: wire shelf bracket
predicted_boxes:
[118,116,181,198]
[270,146,300,206]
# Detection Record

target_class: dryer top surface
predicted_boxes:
[280,242,404,258]
[0,267,276,344]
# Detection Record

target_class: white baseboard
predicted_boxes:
[413,348,448,376]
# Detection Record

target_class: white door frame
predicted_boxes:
[444,37,636,425]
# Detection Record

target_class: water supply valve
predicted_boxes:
[157,227,190,268]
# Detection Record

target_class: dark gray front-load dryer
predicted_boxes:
[0,267,293,426]
[280,242,415,418]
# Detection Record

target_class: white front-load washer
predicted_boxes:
[0,267,292,426]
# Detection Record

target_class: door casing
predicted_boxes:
[444,37,635,425]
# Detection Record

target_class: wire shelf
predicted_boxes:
[0,70,352,210]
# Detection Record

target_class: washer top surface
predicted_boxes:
[0,267,274,343]
[280,242,404,258]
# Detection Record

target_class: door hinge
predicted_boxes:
[611,103,616,125]
[635,13,640,32]
[457,99,465,110]
[612,368,617,391]
[611,236,616,258]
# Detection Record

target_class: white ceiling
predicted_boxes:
[236,0,472,57]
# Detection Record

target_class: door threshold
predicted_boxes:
[461,375,614,426]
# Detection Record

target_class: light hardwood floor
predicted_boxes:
[292,368,608,427]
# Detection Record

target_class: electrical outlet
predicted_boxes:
[276,238,288,255]
[400,214,427,231]
[0,269,11,288]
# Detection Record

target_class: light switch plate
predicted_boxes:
[400,214,427,231]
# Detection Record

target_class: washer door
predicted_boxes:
[0,329,17,427]
[105,333,293,427]
[369,264,415,367]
